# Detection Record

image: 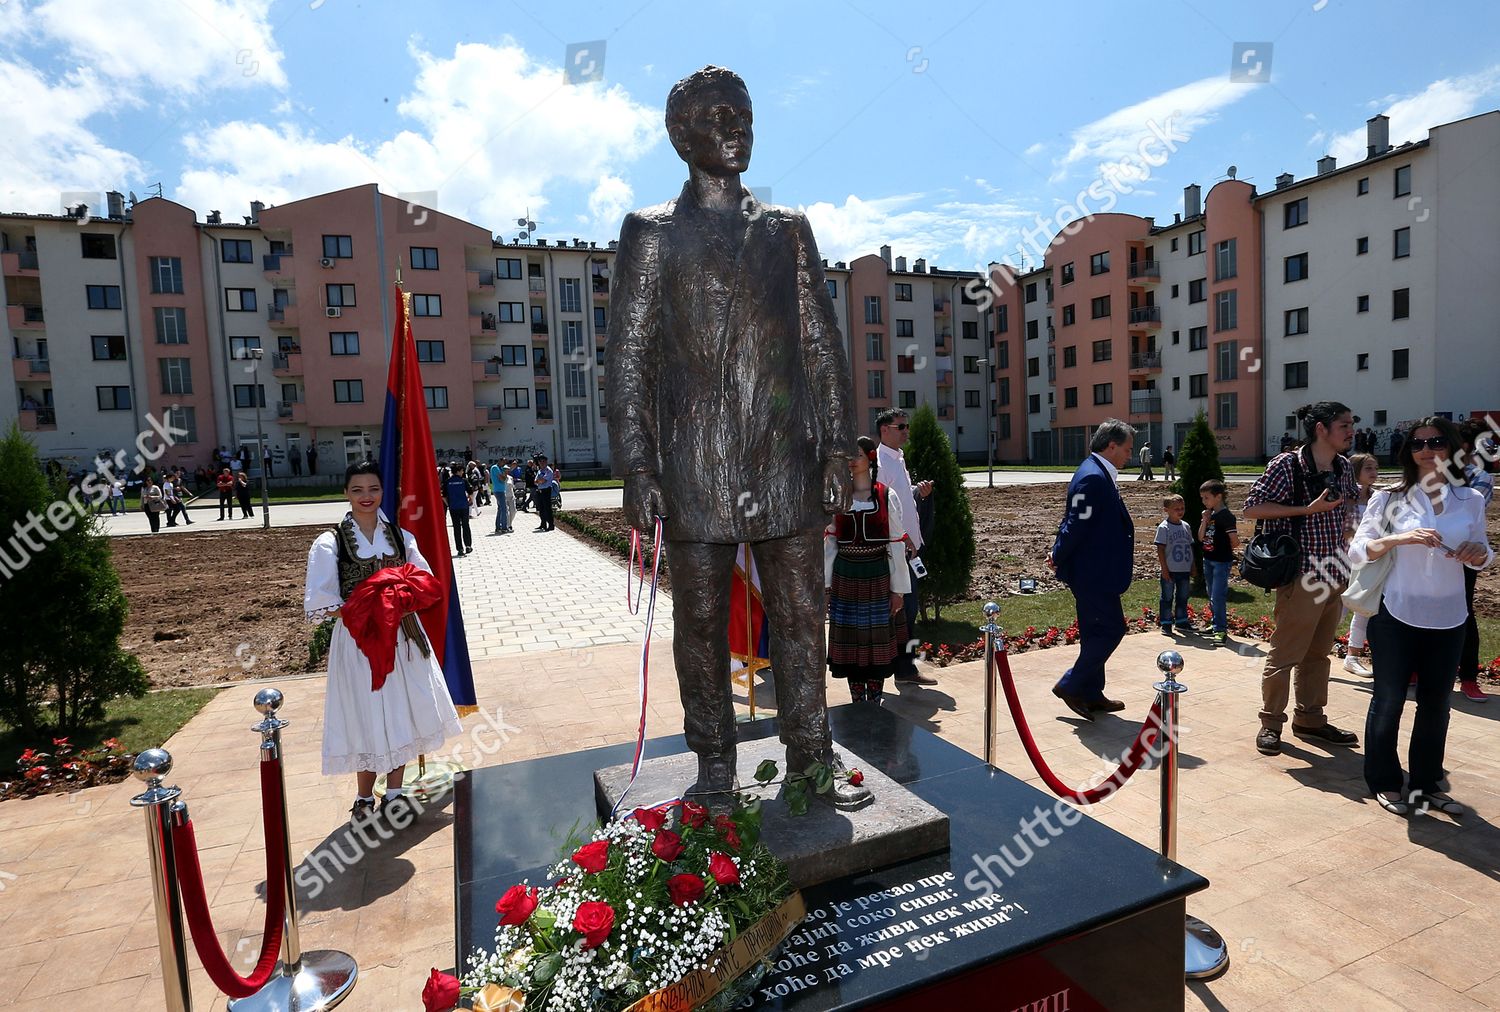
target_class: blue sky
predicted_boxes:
[4,0,1498,272]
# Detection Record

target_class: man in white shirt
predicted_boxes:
[876,409,937,686]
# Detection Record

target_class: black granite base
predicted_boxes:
[453,705,1207,1010]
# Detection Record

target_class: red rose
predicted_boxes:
[51,737,69,747]
[633,806,668,833]
[495,884,539,926]
[571,839,610,874]
[572,901,616,948]
[668,873,706,905]
[849,769,864,787]
[421,967,461,1012]
[708,852,740,887]
[17,748,35,763]
[651,829,684,862]
[680,801,708,828]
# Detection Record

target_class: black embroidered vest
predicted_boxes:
[332,516,430,656]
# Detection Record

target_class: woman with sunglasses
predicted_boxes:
[1349,417,1492,815]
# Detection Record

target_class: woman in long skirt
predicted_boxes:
[304,461,463,822]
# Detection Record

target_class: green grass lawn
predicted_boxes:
[0,687,221,770]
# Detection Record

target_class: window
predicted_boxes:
[997,341,1009,369]
[1393,227,1410,259]
[1172,377,1180,391]
[87,284,122,310]
[1188,326,1207,351]
[154,307,187,344]
[1214,290,1237,332]
[1215,341,1238,381]
[1357,353,1369,371]
[895,319,914,338]
[866,333,884,360]
[999,377,1010,406]
[96,385,130,410]
[894,283,912,301]
[500,345,526,366]
[1091,339,1112,363]
[499,302,525,322]
[1285,308,1309,335]
[1064,387,1078,409]
[1187,230,1205,256]
[565,403,590,440]
[1027,357,1040,378]
[1026,320,1039,341]
[1089,252,1110,276]
[1189,373,1208,398]
[562,321,584,355]
[409,247,439,270]
[1093,383,1113,406]
[80,232,116,259]
[91,335,126,360]
[564,363,587,398]
[1029,393,1041,414]
[1357,294,1370,313]
[1393,288,1410,320]
[819,277,835,301]
[1392,349,1409,380]
[410,294,441,317]
[233,383,266,408]
[419,386,446,409]
[1060,262,1075,285]
[159,357,193,395]
[326,284,356,307]
[963,355,979,374]
[594,306,607,332]
[1284,198,1309,228]
[333,379,364,403]
[416,340,445,362]
[222,239,253,263]
[1284,361,1309,389]
[559,278,581,313]
[1188,279,1206,304]
[1000,414,1011,439]
[533,347,549,375]
[1024,283,1037,303]
[330,332,360,356]
[322,235,353,259]
[1090,295,1110,319]
[1063,346,1077,368]
[1062,304,1075,326]
[504,388,530,409]
[1214,239,1237,280]
[1170,237,1180,253]
[225,288,257,312]
[150,257,183,294]
[1216,392,1238,429]
[1356,236,1369,255]
[536,388,552,420]
[531,305,546,327]
[1394,164,1411,198]
[965,390,980,408]
[1284,253,1309,283]
[962,321,978,340]
[898,390,916,409]
[496,257,522,279]
[1357,177,1369,196]
[995,305,1008,333]
[228,336,261,361]
[1171,329,1180,345]
[864,296,882,324]
[1170,284,1179,299]
[868,371,885,398]
[163,406,197,443]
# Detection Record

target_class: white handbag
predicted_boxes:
[1341,497,1394,617]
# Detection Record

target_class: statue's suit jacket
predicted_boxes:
[606,185,857,543]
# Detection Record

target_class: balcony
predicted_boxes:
[1129,393,1163,416]
[1129,351,1162,373]
[531,321,548,336]
[7,304,44,330]
[268,304,299,329]
[475,405,505,426]
[1127,260,1161,282]
[528,278,547,297]
[472,360,503,381]
[276,400,294,418]
[19,407,56,431]
[534,364,551,380]
[937,406,955,420]
[1,251,40,277]
[933,298,951,316]
[272,352,302,376]
[263,253,292,280]
[467,268,495,292]
[470,311,497,337]
[936,369,954,387]
[12,356,48,379]
[1127,305,1162,329]
[592,277,610,298]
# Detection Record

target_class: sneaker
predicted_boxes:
[1256,727,1282,755]
[1343,655,1373,677]
[1161,625,1175,636]
[1460,680,1488,703]
[1212,630,1228,646]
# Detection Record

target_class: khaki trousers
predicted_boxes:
[1259,578,1346,731]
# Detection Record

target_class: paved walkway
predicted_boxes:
[3,527,1500,1007]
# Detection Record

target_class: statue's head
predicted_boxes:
[666,66,752,175]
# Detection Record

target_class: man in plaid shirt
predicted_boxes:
[1243,401,1361,756]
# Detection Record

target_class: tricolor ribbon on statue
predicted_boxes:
[612,516,664,818]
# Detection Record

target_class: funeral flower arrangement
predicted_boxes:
[457,797,792,1011]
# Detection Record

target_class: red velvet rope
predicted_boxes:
[991,645,1164,805]
[172,758,289,998]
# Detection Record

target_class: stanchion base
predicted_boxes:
[375,758,467,805]
[1184,915,1229,980]
[226,950,358,1011]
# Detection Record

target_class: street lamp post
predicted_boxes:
[249,348,271,529]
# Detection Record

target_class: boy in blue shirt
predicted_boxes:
[1154,494,1195,634]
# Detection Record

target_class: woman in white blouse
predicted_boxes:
[1348,418,1492,816]
[304,461,463,822]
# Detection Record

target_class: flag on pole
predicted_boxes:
[728,545,771,703]
[379,284,477,714]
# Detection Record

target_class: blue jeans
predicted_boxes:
[494,489,510,531]
[1364,604,1464,795]
[1204,559,1231,632]
[1159,573,1191,628]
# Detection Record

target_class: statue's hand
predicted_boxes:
[624,473,666,532]
[822,458,853,514]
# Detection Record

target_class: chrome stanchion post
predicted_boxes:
[230,688,359,1011]
[130,748,193,1012]
[981,602,1001,767]
[1154,651,1229,980]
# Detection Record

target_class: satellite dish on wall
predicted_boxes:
[1227,165,1238,179]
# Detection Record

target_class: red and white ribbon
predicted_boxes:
[613,516,664,818]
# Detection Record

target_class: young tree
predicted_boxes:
[0,426,146,732]
[900,404,975,619]
[1171,410,1225,586]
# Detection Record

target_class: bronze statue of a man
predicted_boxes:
[606,66,871,809]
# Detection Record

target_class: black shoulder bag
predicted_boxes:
[1238,456,1308,590]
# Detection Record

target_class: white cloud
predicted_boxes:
[175,39,663,235]
[31,0,288,92]
[587,175,634,236]
[1023,141,1045,158]
[1324,67,1500,164]
[802,192,1031,269]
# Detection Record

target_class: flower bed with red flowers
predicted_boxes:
[1,738,133,801]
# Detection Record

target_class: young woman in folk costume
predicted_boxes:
[304,461,463,822]
[824,441,912,702]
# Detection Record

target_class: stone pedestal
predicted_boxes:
[593,738,950,888]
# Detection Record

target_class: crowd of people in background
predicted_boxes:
[437,453,562,557]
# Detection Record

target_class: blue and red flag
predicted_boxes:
[379,285,477,714]
[728,544,770,715]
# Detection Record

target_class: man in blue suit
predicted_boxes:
[1049,420,1138,719]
